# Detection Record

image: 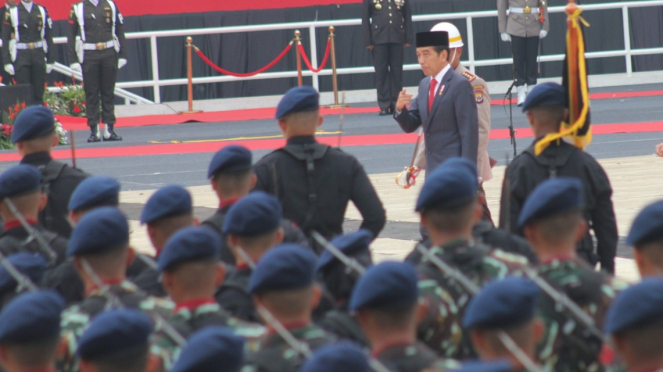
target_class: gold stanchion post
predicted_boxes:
[179,36,202,114]
[326,26,349,109]
[295,30,303,87]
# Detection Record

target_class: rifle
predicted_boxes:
[504,82,518,157]
[415,243,546,372]
[0,251,39,293]
[236,246,390,372]
[311,231,366,275]
[3,198,58,265]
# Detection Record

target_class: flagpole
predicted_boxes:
[567,0,579,124]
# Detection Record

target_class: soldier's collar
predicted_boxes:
[266,320,311,337]
[286,135,316,145]
[174,298,217,313]
[3,218,37,231]
[371,339,415,358]
[435,237,474,250]
[539,253,576,265]
[85,278,128,297]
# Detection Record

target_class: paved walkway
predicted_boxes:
[120,154,663,283]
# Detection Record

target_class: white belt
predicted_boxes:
[82,41,114,51]
[16,41,44,50]
[509,7,540,14]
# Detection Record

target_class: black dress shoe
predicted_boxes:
[388,104,394,114]
[87,134,101,143]
[379,108,390,116]
[103,130,123,141]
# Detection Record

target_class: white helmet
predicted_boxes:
[431,22,464,48]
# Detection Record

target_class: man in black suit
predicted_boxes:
[0,0,17,86]
[362,0,413,116]
[394,31,479,173]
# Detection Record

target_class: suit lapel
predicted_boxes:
[427,67,454,123]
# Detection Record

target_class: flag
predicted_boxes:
[535,1,592,155]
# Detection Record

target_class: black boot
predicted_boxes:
[103,124,123,141]
[87,125,101,143]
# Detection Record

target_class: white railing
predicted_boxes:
[50,0,663,104]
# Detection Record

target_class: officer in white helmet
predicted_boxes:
[413,22,494,222]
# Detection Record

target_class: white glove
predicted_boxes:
[70,63,82,73]
[118,58,127,69]
[46,64,54,74]
[4,64,14,75]
[539,30,548,39]
[501,33,511,42]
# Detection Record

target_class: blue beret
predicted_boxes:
[300,341,370,372]
[158,227,221,272]
[317,229,374,271]
[11,106,55,144]
[68,176,121,212]
[605,278,663,334]
[207,145,252,178]
[349,261,418,311]
[222,191,283,236]
[275,86,320,119]
[0,253,47,294]
[441,157,478,182]
[522,82,565,112]
[0,290,64,343]
[0,164,42,200]
[170,327,244,372]
[415,161,478,212]
[77,309,153,360]
[627,201,663,246]
[67,207,129,257]
[141,185,193,224]
[517,177,584,227]
[463,276,539,329]
[453,360,514,372]
[248,244,317,294]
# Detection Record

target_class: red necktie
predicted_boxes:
[428,78,437,113]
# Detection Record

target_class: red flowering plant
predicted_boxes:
[0,101,27,149]
[44,79,87,118]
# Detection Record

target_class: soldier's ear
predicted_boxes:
[38,193,48,211]
[311,284,323,309]
[215,262,227,287]
[274,227,285,245]
[574,218,588,243]
[250,173,257,190]
[416,298,428,323]
[533,318,545,343]
[317,115,324,128]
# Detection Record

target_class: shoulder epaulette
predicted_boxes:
[461,70,476,83]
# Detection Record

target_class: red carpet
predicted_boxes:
[56,89,663,131]
[1,121,661,162]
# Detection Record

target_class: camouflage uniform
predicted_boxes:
[241,324,336,372]
[416,238,528,359]
[535,257,628,372]
[317,308,369,347]
[375,342,461,372]
[58,281,178,372]
[169,301,266,339]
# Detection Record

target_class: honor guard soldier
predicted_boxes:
[170,327,245,372]
[243,245,336,372]
[67,0,127,142]
[0,164,69,265]
[253,87,386,247]
[349,261,459,372]
[517,178,627,371]
[76,309,153,372]
[11,106,88,239]
[157,227,265,338]
[0,291,65,372]
[0,0,18,85]
[1,0,54,104]
[316,229,372,346]
[499,83,618,273]
[606,279,663,372]
[413,159,527,359]
[0,253,46,308]
[361,0,412,115]
[57,207,177,372]
[300,342,371,372]
[463,277,543,372]
[627,201,663,278]
[497,0,549,105]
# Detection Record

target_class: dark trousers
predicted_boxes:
[14,49,46,104]
[0,48,12,86]
[511,35,539,87]
[82,48,118,128]
[372,43,404,110]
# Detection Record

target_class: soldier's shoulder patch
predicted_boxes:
[475,89,485,104]
[4,12,9,21]
[461,70,476,82]
[473,84,485,90]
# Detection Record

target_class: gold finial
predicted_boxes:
[186,36,192,44]
[566,0,578,15]
[329,26,335,32]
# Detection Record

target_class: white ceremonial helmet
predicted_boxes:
[430,22,464,49]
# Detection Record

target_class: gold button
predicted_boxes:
[389,20,392,23]
[389,13,392,16]
[389,6,391,9]
[525,16,528,20]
